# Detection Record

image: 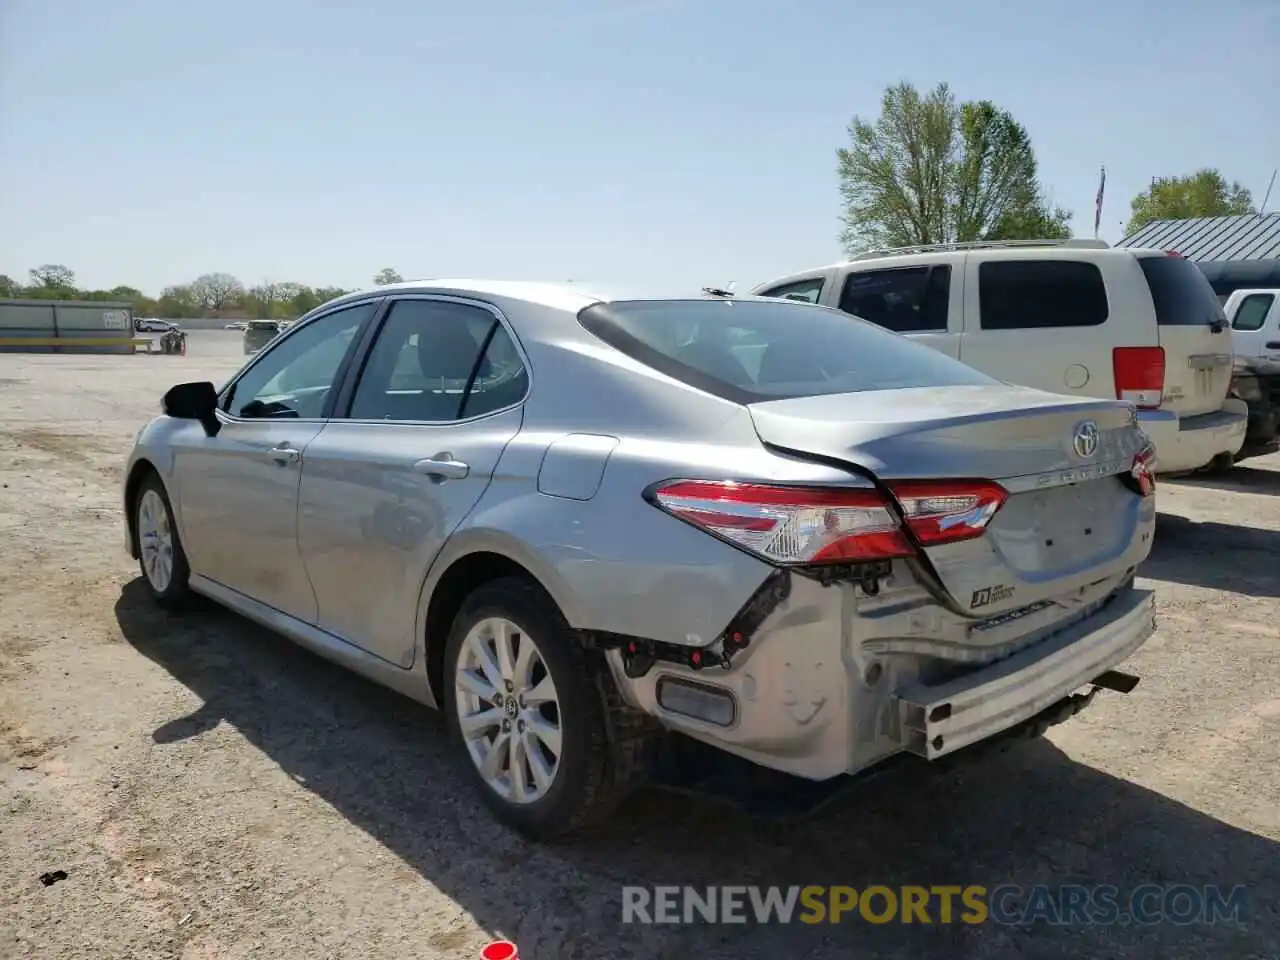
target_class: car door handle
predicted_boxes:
[1266,342,1280,350]
[267,444,301,465]
[414,453,469,482]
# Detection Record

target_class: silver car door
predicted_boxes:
[297,297,527,666]
[172,301,377,622]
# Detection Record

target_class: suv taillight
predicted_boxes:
[1113,346,1165,409]
[647,479,1007,564]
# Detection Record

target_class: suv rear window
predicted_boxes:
[978,260,1109,329]
[577,298,995,404]
[1137,255,1227,327]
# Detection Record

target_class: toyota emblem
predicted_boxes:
[1072,420,1100,459]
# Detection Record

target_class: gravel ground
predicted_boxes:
[1,332,1277,960]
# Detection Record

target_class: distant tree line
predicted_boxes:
[837,81,1262,250]
[0,266,408,320]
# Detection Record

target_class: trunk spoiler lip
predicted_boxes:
[748,385,1135,420]
[748,403,1137,443]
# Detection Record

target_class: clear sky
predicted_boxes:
[2,0,1277,296]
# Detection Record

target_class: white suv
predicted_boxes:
[754,239,1248,474]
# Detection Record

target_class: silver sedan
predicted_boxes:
[122,281,1159,840]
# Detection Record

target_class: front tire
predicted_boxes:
[135,474,191,609]
[443,577,650,841]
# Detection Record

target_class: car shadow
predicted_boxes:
[114,580,1279,959]
[1166,465,1280,498]
[1142,513,1280,598]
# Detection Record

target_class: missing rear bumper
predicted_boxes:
[894,588,1155,760]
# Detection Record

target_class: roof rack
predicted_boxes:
[847,238,1111,261]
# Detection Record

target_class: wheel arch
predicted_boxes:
[123,457,160,558]
[418,531,584,709]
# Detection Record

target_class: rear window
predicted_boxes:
[1230,293,1274,332]
[576,298,995,403]
[1137,255,1227,327]
[978,260,1109,329]
[248,321,279,331]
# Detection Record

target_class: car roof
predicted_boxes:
[323,279,754,313]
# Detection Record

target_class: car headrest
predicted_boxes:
[417,322,490,381]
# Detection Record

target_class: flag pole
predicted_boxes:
[1094,165,1106,240]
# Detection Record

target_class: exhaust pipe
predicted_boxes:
[1091,669,1140,694]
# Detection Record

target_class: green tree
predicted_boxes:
[837,82,1069,253]
[0,274,19,297]
[190,272,245,313]
[1126,169,1255,235]
[156,284,200,318]
[373,267,403,286]
[28,264,76,289]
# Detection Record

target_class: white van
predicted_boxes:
[754,239,1248,474]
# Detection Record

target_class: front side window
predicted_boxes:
[224,302,374,419]
[838,266,950,332]
[757,277,825,304]
[347,299,528,422]
[577,298,994,404]
[1231,293,1275,332]
[978,260,1109,330]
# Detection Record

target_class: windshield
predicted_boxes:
[577,298,996,403]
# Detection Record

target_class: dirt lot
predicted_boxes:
[2,333,1278,959]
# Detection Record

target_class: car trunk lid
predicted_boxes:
[748,384,1154,616]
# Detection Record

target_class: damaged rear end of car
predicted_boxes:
[578,295,1158,783]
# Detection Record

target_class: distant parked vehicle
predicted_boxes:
[136,318,178,334]
[242,320,281,355]
[122,280,1159,840]
[755,239,1248,475]
[224,321,248,331]
[1224,288,1280,461]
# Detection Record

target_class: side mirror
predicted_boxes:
[162,381,221,437]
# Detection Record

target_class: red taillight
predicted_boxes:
[889,480,1009,546]
[1165,250,1183,258]
[1113,346,1165,409]
[647,479,1007,565]
[1130,445,1157,497]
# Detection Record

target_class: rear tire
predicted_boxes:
[442,576,652,841]
[135,473,191,609]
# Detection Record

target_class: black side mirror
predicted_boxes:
[162,381,221,437]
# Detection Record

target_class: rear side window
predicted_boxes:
[1230,293,1274,332]
[347,299,527,422]
[838,266,950,332]
[1137,255,1227,327]
[978,261,1109,330]
[577,298,995,404]
[757,277,825,303]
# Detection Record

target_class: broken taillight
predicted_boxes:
[647,479,1007,565]
[1128,445,1157,497]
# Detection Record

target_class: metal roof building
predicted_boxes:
[1117,213,1280,298]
